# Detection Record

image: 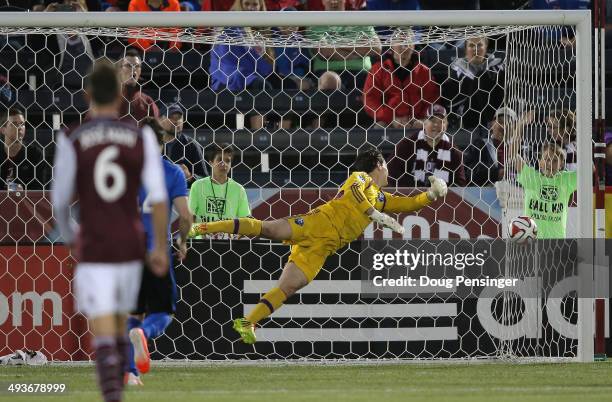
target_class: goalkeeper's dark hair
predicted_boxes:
[86,59,120,106]
[206,142,234,163]
[141,117,165,146]
[353,148,385,173]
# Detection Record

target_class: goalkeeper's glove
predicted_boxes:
[369,210,405,234]
[427,175,448,201]
[187,223,206,238]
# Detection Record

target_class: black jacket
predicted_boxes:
[0,144,51,190]
[462,129,503,186]
[163,133,208,186]
[441,54,505,130]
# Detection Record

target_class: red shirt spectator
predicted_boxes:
[364,43,439,128]
[118,50,160,124]
[128,0,182,51]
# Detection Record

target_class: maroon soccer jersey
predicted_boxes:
[54,117,165,263]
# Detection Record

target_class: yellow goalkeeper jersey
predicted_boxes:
[318,171,431,245]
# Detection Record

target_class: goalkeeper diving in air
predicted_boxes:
[188,148,448,343]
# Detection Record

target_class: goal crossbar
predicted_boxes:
[0,10,591,28]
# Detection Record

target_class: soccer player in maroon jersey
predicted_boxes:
[51,60,169,402]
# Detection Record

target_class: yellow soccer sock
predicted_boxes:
[198,218,263,237]
[245,287,287,325]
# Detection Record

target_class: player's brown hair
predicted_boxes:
[86,59,120,106]
[353,148,385,174]
[0,107,24,128]
[207,143,234,163]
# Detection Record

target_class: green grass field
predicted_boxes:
[1,362,611,402]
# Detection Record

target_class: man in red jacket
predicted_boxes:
[363,39,439,129]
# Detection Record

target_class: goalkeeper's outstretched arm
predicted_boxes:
[382,176,448,214]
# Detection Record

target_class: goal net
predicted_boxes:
[0,11,595,362]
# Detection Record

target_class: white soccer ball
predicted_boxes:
[508,216,538,244]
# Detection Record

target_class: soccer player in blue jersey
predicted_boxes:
[125,117,193,386]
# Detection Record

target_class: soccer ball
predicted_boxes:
[508,216,538,243]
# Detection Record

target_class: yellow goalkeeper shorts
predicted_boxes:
[284,209,341,282]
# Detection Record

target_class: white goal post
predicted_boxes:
[0,10,595,362]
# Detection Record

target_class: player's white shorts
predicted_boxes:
[74,261,143,319]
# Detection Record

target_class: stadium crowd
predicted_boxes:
[0,0,609,200]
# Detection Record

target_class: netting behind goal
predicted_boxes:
[0,12,593,362]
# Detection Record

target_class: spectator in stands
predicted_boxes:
[209,0,274,129]
[35,1,98,90]
[388,104,466,187]
[306,0,381,94]
[547,109,576,171]
[128,0,182,51]
[441,36,504,131]
[118,49,160,124]
[0,108,50,190]
[160,104,208,187]
[189,143,250,238]
[273,8,313,92]
[463,106,516,186]
[363,32,439,129]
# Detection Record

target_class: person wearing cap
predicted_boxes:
[463,106,516,186]
[363,31,439,129]
[441,36,504,131]
[388,104,466,187]
[118,48,160,125]
[160,104,208,187]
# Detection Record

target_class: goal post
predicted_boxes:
[0,10,596,362]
